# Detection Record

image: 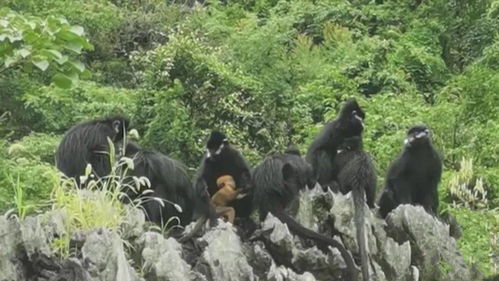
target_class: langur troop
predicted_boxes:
[55,98,443,281]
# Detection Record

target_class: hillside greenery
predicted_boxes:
[0,0,497,277]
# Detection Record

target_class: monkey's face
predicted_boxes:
[206,131,229,161]
[111,116,130,141]
[217,175,236,190]
[405,126,431,147]
[340,99,365,136]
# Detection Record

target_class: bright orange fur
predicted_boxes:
[211,175,247,223]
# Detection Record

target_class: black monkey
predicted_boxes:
[252,150,359,280]
[283,145,317,190]
[124,143,195,227]
[332,136,377,281]
[180,131,252,241]
[332,136,376,208]
[306,99,365,188]
[55,116,130,184]
[195,131,253,219]
[378,125,442,218]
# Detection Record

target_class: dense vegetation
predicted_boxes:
[1,0,497,277]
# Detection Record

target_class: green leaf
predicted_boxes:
[16,48,31,58]
[70,26,84,36]
[32,59,49,71]
[26,21,36,30]
[4,56,16,67]
[58,18,69,25]
[68,60,85,72]
[81,39,93,51]
[54,54,68,65]
[0,44,13,57]
[57,30,78,41]
[64,42,82,54]
[46,49,62,60]
[52,73,72,89]
[80,69,92,79]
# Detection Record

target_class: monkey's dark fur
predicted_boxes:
[332,136,377,281]
[56,116,130,184]
[195,131,253,219]
[332,136,376,208]
[306,99,365,187]
[180,131,253,242]
[125,143,195,226]
[253,150,359,280]
[379,125,442,218]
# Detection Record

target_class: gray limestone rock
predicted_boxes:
[82,228,141,281]
[386,205,475,281]
[197,221,255,281]
[138,231,203,281]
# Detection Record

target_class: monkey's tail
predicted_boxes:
[353,182,369,281]
[272,209,359,280]
[349,153,376,281]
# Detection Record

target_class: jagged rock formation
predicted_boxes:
[0,186,479,281]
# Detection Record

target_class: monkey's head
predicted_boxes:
[108,115,130,141]
[339,98,365,136]
[216,175,236,190]
[206,130,229,161]
[404,125,431,148]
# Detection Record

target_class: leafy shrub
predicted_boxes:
[7,133,60,164]
[448,207,498,277]
[0,8,93,88]
[132,30,294,166]
[0,75,46,139]
[0,145,59,213]
[23,81,138,133]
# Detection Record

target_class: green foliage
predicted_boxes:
[1,0,498,275]
[449,207,498,276]
[132,29,291,166]
[23,81,138,133]
[0,8,93,88]
[8,133,60,164]
[0,139,59,213]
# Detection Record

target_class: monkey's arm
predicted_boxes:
[378,188,395,218]
[314,151,335,186]
[391,178,414,204]
[232,149,252,190]
[426,154,442,214]
[192,177,218,225]
[421,182,439,215]
[378,177,412,218]
[179,179,218,243]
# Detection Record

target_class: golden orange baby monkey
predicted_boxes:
[211,175,247,223]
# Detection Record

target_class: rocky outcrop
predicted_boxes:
[0,210,90,281]
[0,187,479,281]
